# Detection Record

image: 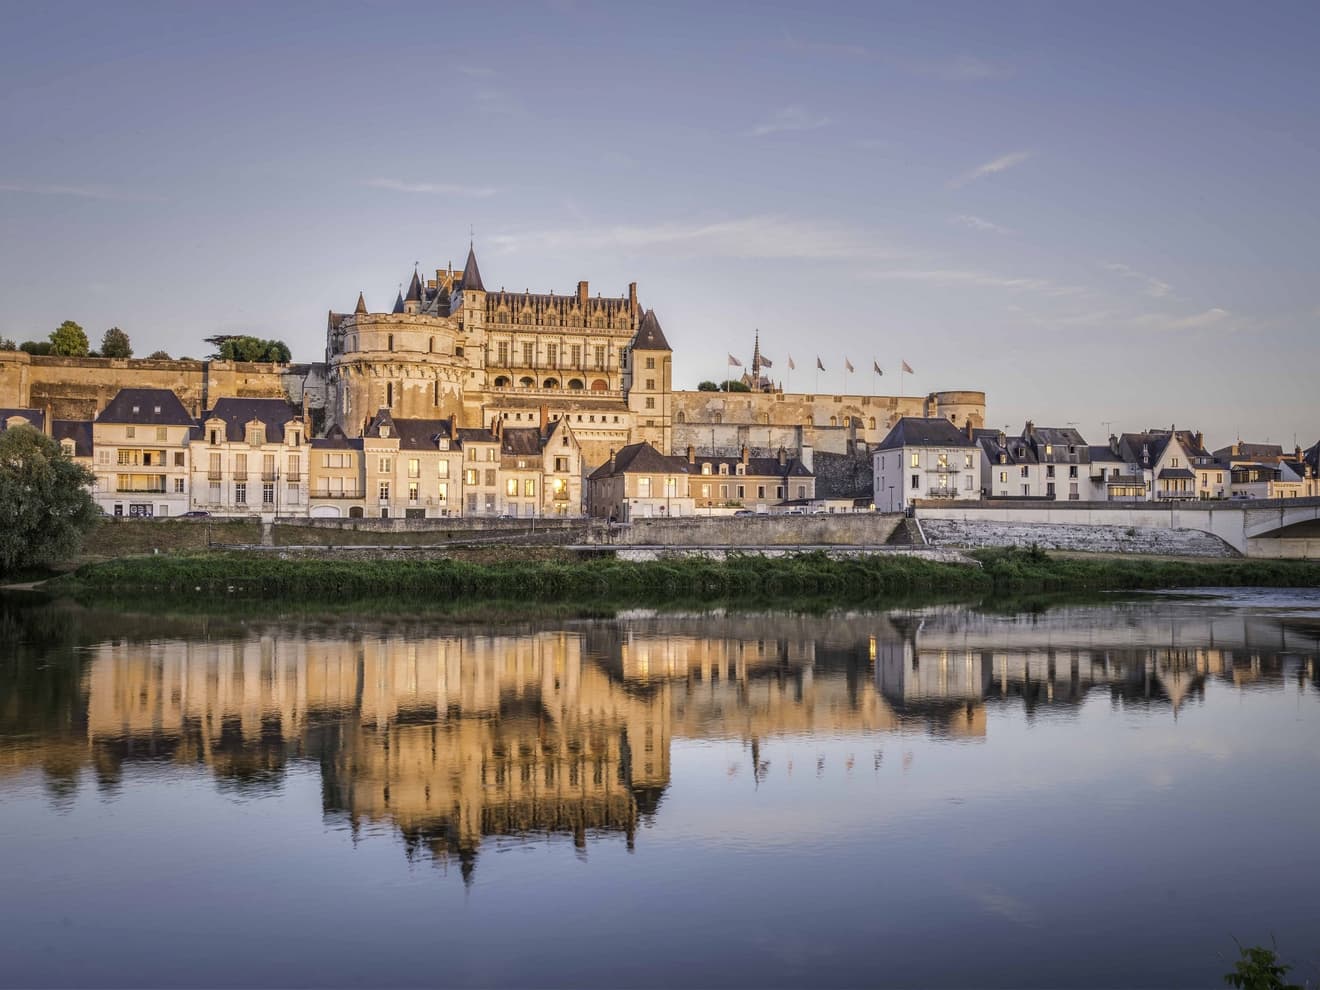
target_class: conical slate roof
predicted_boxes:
[633,309,671,351]
[405,270,422,302]
[461,244,485,292]
[354,292,368,315]
[392,291,405,314]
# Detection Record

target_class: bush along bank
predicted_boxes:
[44,547,1320,605]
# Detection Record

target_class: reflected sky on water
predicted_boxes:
[1,590,1318,988]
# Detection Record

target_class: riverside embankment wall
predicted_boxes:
[604,514,903,547]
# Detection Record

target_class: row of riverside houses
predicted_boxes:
[873,418,1320,512]
[0,389,585,519]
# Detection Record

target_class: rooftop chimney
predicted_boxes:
[740,444,749,467]
[966,418,974,442]
[777,446,787,468]
[1110,433,1119,456]
[1025,420,1035,438]
[628,282,638,313]
[686,445,695,464]
[578,281,589,304]
[540,404,549,434]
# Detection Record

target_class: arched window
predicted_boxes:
[349,506,364,518]
[675,411,686,424]
[519,376,535,388]
[830,416,837,427]
[567,378,584,390]
[543,377,559,389]
[869,417,876,429]
[493,376,511,388]
[590,379,608,391]
[387,382,394,407]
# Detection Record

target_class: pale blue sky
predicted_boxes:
[2,1,1317,445]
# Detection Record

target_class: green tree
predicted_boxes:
[1224,943,1301,990]
[0,338,16,351]
[204,334,292,363]
[49,320,89,357]
[100,326,132,358]
[0,425,99,575]
[147,350,171,360]
[720,379,751,392]
[697,380,720,391]
[19,340,52,356]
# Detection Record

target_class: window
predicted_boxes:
[1020,466,1029,478]
[938,452,948,468]
[1045,444,1053,457]
[126,426,135,439]
[522,342,534,365]
[595,345,605,368]
[437,482,448,503]
[701,463,711,475]
[964,475,973,490]
[999,471,1007,483]
[466,468,478,485]
[757,485,766,498]
[554,457,568,472]
[408,483,419,503]
[736,484,745,499]
[1171,457,1180,467]
[645,378,655,390]
[524,478,535,497]
[645,397,655,409]
[1046,465,1055,478]
[638,477,651,497]
[263,483,274,505]
[571,344,581,367]
[438,460,449,478]
[174,478,185,493]
[156,427,167,442]
[467,492,478,512]
[378,481,390,501]
[909,452,919,468]
[1069,465,1077,479]
[506,478,519,497]
[547,343,558,367]
[701,483,711,498]
[911,474,919,490]
[408,458,419,478]
[484,469,496,486]
[287,455,300,481]
[486,448,497,462]
[497,341,509,366]
[645,357,655,369]
[964,453,973,468]
[719,463,729,476]
[235,482,247,504]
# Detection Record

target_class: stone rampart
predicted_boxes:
[920,518,1238,557]
[605,513,902,547]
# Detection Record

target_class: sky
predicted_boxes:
[1,0,1317,447]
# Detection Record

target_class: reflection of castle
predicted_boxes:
[4,605,1316,879]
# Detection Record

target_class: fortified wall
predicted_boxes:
[671,388,986,455]
[0,351,326,422]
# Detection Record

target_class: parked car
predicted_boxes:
[181,510,211,518]
[732,509,756,517]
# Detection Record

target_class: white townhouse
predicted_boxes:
[191,398,309,516]
[91,388,195,517]
[874,417,980,513]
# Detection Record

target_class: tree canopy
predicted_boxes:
[697,380,720,392]
[0,338,16,351]
[0,425,99,575]
[19,340,52,356]
[719,379,751,392]
[49,321,90,357]
[100,327,132,359]
[204,335,292,363]
[147,350,171,360]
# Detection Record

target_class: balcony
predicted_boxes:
[925,464,965,473]
[207,471,223,481]
[312,490,364,499]
[286,473,301,483]
[233,472,248,481]
[261,472,278,482]
[925,488,961,499]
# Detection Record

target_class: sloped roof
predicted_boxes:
[1118,431,1174,467]
[501,427,545,457]
[588,441,690,480]
[355,292,368,315]
[876,417,976,450]
[311,424,363,451]
[364,408,397,439]
[1088,444,1125,464]
[632,309,670,351]
[692,453,813,478]
[461,244,485,292]
[53,419,92,457]
[455,426,498,446]
[1158,467,1196,480]
[391,417,454,451]
[392,291,405,314]
[405,270,422,303]
[98,388,194,426]
[204,397,300,444]
[0,408,44,432]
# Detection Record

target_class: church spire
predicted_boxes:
[354,292,367,315]
[462,242,485,292]
[751,329,763,379]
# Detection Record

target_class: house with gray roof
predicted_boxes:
[873,417,980,512]
[92,387,197,517]
[587,441,694,520]
[191,398,309,516]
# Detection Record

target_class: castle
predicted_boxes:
[0,242,986,471]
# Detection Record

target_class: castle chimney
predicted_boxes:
[686,445,695,464]
[1110,434,1119,456]
[1196,431,1204,451]
[540,404,549,434]
[578,281,589,304]
[1025,420,1035,438]
[301,393,311,436]
[740,444,749,467]
[966,418,974,442]
[628,282,638,313]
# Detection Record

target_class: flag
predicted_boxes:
[873,360,883,375]
[788,355,796,370]
[901,360,914,374]
[816,356,825,371]
[844,358,854,373]
[728,353,743,367]
[760,356,773,368]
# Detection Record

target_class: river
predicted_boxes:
[1,589,1317,988]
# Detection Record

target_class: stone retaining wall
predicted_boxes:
[920,518,1238,557]
[604,513,902,547]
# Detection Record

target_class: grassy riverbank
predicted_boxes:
[42,547,1320,605]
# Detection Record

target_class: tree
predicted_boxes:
[19,340,52,356]
[147,350,171,360]
[204,334,292,363]
[100,327,132,358]
[697,380,720,392]
[0,425,99,575]
[720,379,751,392]
[49,321,89,357]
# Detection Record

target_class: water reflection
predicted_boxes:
[1,594,1317,883]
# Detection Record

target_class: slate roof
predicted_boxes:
[1214,441,1285,463]
[389,418,454,451]
[1157,467,1196,480]
[976,430,1038,465]
[588,441,690,481]
[501,427,545,457]
[692,453,814,478]
[1118,431,1175,467]
[876,417,976,451]
[310,424,363,451]
[454,426,499,446]
[52,419,93,457]
[97,388,195,426]
[392,291,405,314]
[1088,444,1125,463]
[461,244,485,292]
[355,292,368,315]
[405,270,423,303]
[0,408,44,431]
[632,309,671,351]
[203,397,301,444]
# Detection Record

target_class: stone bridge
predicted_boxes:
[913,497,1320,558]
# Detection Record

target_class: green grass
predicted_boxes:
[44,546,1320,607]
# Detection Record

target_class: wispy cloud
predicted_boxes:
[949,150,1032,188]
[951,214,1015,235]
[364,178,496,198]
[490,216,884,261]
[745,105,833,138]
[1132,307,1230,332]
[1104,261,1172,298]
[866,267,1081,297]
[898,55,1013,82]
[0,181,160,202]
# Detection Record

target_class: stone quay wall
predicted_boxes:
[602,513,903,547]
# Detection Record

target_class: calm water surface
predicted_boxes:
[1,590,1318,988]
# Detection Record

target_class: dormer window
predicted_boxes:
[132,405,140,414]
[701,463,712,475]
[380,425,390,439]
[60,439,75,457]
[438,438,449,451]
[719,463,729,476]
[154,405,161,415]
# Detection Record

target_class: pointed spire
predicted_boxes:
[405,269,422,302]
[633,309,671,351]
[392,290,405,314]
[462,242,485,292]
[354,292,367,315]
[751,330,763,378]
